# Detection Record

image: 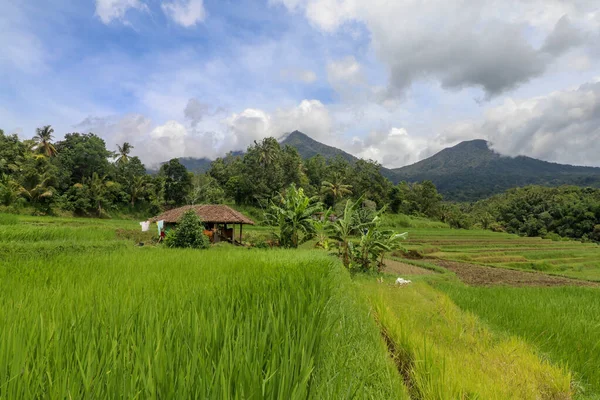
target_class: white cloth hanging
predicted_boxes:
[157,220,164,235]
[140,221,150,232]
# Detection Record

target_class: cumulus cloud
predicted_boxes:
[342,81,600,168]
[273,0,596,98]
[184,98,226,128]
[74,99,333,167]
[95,0,147,24]
[225,99,333,148]
[542,15,584,55]
[478,82,600,166]
[349,127,428,168]
[162,0,206,27]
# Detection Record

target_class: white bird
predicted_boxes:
[395,277,412,285]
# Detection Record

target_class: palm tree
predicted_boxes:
[128,175,148,207]
[116,142,133,165]
[34,125,57,157]
[321,173,352,203]
[256,138,279,167]
[85,172,111,216]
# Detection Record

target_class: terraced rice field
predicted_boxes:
[402,228,600,281]
[2,214,598,398]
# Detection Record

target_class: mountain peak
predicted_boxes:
[280,130,358,163]
[450,139,490,150]
[394,139,600,201]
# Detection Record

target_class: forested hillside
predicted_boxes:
[393,140,600,201]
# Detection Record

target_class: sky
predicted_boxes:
[1,0,599,168]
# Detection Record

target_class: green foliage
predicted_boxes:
[266,184,322,248]
[0,213,18,225]
[472,185,600,242]
[328,197,406,271]
[115,142,133,165]
[159,159,193,207]
[55,132,113,189]
[165,210,210,249]
[391,180,443,218]
[186,173,225,204]
[33,125,57,157]
[328,197,364,267]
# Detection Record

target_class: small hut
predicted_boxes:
[150,205,255,244]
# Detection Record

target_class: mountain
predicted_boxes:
[146,157,213,175]
[279,131,398,180]
[392,139,600,201]
[178,157,213,173]
[279,131,358,163]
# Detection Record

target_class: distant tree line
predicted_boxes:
[2,126,599,243]
[438,186,600,243]
[0,128,443,220]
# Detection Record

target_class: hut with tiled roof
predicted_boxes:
[150,205,255,244]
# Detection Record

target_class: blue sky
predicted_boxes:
[1,0,600,167]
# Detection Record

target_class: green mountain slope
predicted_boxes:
[279,130,397,180]
[280,131,359,163]
[392,140,600,201]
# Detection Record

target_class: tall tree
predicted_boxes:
[159,159,192,207]
[116,142,133,165]
[34,125,57,157]
[55,133,113,189]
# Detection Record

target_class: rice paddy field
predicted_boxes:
[1,213,599,398]
[401,227,600,281]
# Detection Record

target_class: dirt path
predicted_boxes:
[383,259,434,275]
[434,260,598,287]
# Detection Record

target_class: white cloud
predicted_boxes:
[74,99,333,167]
[280,68,317,83]
[95,0,147,24]
[327,57,362,86]
[350,127,428,168]
[273,0,599,98]
[225,99,333,147]
[162,0,206,27]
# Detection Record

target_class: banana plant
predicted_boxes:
[327,196,366,268]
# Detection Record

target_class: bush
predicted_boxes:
[165,210,210,249]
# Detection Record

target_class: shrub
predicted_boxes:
[165,210,210,249]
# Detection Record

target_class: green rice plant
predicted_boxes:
[0,214,18,226]
[0,224,116,242]
[437,282,600,398]
[361,279,572,399]
[0,247,408,399]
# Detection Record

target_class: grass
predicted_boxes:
[435,282,600,398]
[2,212,598,398]
[0,236,408,398]
[359,277,572,399]
[380,219,600,281]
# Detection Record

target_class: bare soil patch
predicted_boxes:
[383,259,434,275]
[434,260,598,287]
